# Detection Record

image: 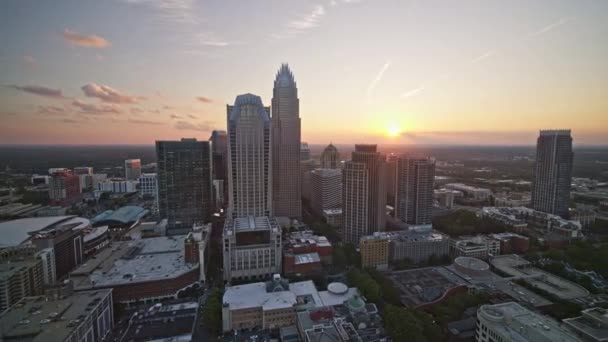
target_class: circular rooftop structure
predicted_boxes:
[327,282,348,295]
[454,257,490,276]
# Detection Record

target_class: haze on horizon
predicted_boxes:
[1,0,607,146]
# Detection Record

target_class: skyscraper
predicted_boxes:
[531,130,574,218]
[48,170,80,205]
[224,94,281,281]
[210,130,228,208]
[156,138,212,235]
[300,142,311,161]
[342,162,369,244]
[395,156,435,225]
[320,143,340,169]
[124,159,142,180]
[354,145,387,226]
[272,64,302,219]
[342,144,387,244]
[227,94,272,219]
[310,168,342,215]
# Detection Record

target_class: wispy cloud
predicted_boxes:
[37,105,67,115]
[62,29,111,48]
[72,99,121,114]
[400,86,426,99]
[174,120,212,131]
[472,49,497,63]
[128,118,164,125]
[130,107,145,115]
[81,83,142,104]
[8,85,65,99]
[22,55,36,67]
[169,114,183,119]
[366,60,391,101]
[196,96,213,103]
[271,4,326,39]
[187,114,197,119]
[526,17,574,39]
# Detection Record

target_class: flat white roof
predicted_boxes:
[223,282,297,311]
[0,216,90,248]
[73,236,197,287]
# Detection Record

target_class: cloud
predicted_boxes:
[271,4,326,39]
[81,83,142,103]
[72,99,121,114]
[128,118,164,125]
[289,4,325,30]
[8,85,65,99]
[130,107,144,114]
[149,109,161,114]
[400,86,426,99]
[366,60,391,101]
[196,96,213,103]
[37,105,67,115]
[472,49,497,63]
[62,118,82,124]
[187,114,197,119]
[169,114,183,119]
[22,55,36,67]
[526,17,574,39]
[163,105,173,110]
[174,120,212,131]
[62,29,111,48]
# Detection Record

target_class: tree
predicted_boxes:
[202,288,222,336]
[347,269,381,303]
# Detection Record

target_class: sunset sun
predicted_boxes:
[386,123,401,137]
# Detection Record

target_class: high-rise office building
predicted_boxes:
[224,94,281,281]
[355,146,386,225]
[124,159,142,180]
[272,64,302,219]
[227,94,272,219]
[531,130,573,218]
[156,139,212,235]
[310,168,342,215]
[300,142,311,161]
[138,173,158,213]
[342,161,369,244]
[73,166,93,175]
[386,154,398,206]
[49,170,80,205]
[320,143,340,169]
[210,130,228,208]
[395,156,435,225]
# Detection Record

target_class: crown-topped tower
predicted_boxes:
[271,63,302,219]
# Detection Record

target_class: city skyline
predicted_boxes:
[1,0,607,146]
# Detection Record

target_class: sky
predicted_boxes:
[1,0,607,146]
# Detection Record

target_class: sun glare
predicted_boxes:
[386,123,401,137]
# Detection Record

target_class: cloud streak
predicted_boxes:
[366,60,391,101]
[62,29,111,48]
[72,100,121,114]
[8,85,65,99]
[174,120,212,131]
[271,4,326,39]
[128,118,164,125]
[81,83,142,104]
[196,96,213,103]
[400,86,426,99]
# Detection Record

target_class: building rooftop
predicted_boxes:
[223,282,297,311]
[490,255,589,300]
[83,225,109,243]
[0,216,90,248]
[225,216,279,235]
[295,252,321,265]
[563,307,608,341]
[70,235,197,288]
[360,226,448,244]
[0,290,112,342]
[322,209,342,215]
[91,206,148,226]
[0,260,41,281]
[120,300,199,341]
[478,302,581,341]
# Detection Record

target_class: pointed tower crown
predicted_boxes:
[274,63,296,87]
